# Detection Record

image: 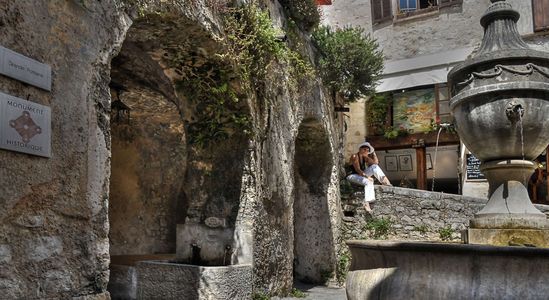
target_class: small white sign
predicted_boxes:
[0,92,51,157]
[0,46,52,91]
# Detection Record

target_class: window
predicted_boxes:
[436,84,452,124]
[533,0,549,32]
[400,0,418,12]
[372,0,393,23]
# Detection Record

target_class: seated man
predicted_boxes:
[346,142,392,212]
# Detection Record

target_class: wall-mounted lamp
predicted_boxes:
[110,82,130,124]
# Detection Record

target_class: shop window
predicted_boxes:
[533,0,549,32]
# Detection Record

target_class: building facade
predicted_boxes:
[322,0,549,199]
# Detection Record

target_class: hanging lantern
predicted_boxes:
[110,82,130,124]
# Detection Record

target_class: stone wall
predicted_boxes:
[341,186,549,243]
[0,1,127,298]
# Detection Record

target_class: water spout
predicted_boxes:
[431,123,452,191]
[223,245,233,266]
[191,243,201,265]
[505,102,524,123]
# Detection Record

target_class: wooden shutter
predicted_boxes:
[372,0,392,23]
[315,0,332,5]
[438,0,462,7]
[533,0,549,32]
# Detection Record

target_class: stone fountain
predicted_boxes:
[345,1,549,298]
[448,0,549,246]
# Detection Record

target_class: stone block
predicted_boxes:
[137,261,252,300]
[466,228,549,247]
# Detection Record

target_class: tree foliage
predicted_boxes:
[312,26,384,102]
[278,0,321,32]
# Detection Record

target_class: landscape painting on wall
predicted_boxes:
[393,88,436,133]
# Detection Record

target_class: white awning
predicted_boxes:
[376,47,474,93]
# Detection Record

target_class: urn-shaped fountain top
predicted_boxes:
[448,0,549,162]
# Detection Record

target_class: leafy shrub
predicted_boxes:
[414,224,429,234]
[312,26,384,102]
[290,288,307,298]
[364,217,393,239]
[366,93,390,134]
[438,226,455,241]
[252,292,270,300]
[336,252,350,285]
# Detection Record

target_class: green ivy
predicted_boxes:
[312,26,384,102]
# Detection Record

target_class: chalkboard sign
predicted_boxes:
[466,154,485,180]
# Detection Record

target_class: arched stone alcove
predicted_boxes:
[293,117,336,283]
[108,18,188,257]
[107,13,250,263]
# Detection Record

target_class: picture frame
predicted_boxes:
[385,155,398,172]
[426,153,433,170]
[399,154,413,171]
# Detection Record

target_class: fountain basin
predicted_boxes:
[346,240,549,300]
[136,260,252,299]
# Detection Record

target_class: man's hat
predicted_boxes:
[358,142,374,154]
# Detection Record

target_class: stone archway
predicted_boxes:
[106,13,251,298]
[293,118,336,283]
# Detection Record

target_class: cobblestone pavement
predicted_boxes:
[272,282,346,300]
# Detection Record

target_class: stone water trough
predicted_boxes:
[346,1,549,299]
[108,219,252,299]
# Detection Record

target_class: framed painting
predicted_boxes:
[399,154,413,171]
[385,155,398,172]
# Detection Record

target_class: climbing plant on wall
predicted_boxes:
[312,25,384,102]
[222,4,314,94]
[173,54,251,148]
[164,3,314,148]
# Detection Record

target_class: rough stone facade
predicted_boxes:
[0,0,343,298]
